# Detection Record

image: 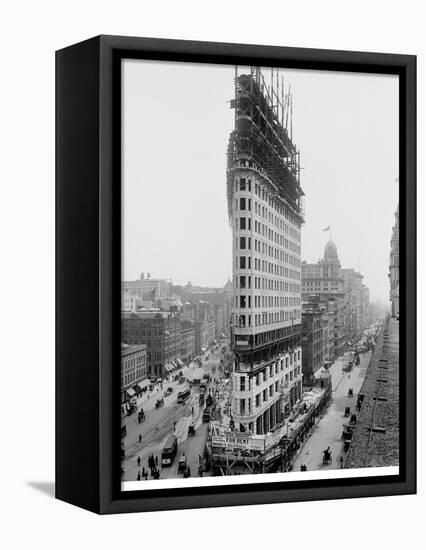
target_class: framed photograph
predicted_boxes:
[56,35,416,514]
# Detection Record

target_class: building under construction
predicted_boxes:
[208,377,331,476]
[226,66,305,438]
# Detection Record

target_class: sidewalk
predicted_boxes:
[292,350,372,471]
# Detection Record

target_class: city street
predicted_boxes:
[293,349,372,472]
[122,346,226,481]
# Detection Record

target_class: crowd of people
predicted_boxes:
[135,453,160,480]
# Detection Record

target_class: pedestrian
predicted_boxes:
[187,466,191,477]
[173,421,176,431]
[142,467,145,477]
[155,455,158,466]
[144,472,148,480]
[137,471,141,481]
[137,456,141,466]
[139,434,142,443]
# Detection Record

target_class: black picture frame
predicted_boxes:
[56,35,416,514]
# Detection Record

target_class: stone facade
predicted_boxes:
[301,302,333,385]
[121,311,180,378]
[301,240,345,357]
[120,344,147,402]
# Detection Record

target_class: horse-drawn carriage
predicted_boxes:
[155,398,164,408]
[138,408,145,423]
[126,404,136,416]
[342,424,355,452]
[178,455,189,476]
[344,406,351,417]
[323,448,332,465]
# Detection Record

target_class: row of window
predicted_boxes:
[235,253,300,282]
[121,367,146,387]
[235,197,301,244]
[235,178,300,242]
[236,294,300,308]
[122,355,146,372]
[251,238,300,267]
[237,371,302,414]
[236,274,300,294]
[238,354,300,388]
[235,216,301,255]
[234,310,301,327]
[122,328,178,337]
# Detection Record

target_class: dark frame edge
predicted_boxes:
[56,35,103,514]
[400,54,417,495]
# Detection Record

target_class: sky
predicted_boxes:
[122,60,398,302]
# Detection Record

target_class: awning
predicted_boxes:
[171,361,177,369]
[136,380,149,390]
[164,365,170,372]
[177,359,184,367]
[125,387,135,397]
[201,347,207,352]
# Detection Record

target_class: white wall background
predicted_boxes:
[0,0,423,548]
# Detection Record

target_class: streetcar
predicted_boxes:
[177,387,191,404]
[161,434,178,466]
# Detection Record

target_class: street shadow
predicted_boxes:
[26,481,55,498]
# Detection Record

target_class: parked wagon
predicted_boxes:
[322,448,332,465]
[178,455,187,474]
[342,424,354,441]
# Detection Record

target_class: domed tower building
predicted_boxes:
[301,239,346,358]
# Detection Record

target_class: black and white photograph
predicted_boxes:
[120,59,400,491]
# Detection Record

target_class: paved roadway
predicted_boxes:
[292,349,372,472]
[122,346,226,482]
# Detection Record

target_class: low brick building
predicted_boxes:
[121,311,180,378]
[301,302,333,385]
[120,343,147,403]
